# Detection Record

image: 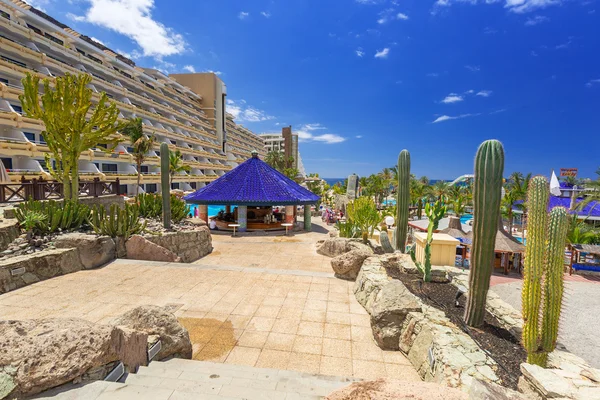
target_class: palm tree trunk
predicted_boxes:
[136,160,141,196]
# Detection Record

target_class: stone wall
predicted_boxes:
[143,226,212,263]
[0,221,19,252]
[354,254,500,391]
[0,248,83,294]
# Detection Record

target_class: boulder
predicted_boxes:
[331,248,372,280]
[370,281,422,349]
[325,378,467,400]
[0,318,147,399]
[379,231,395,254]
[54,233,115,269]
[317,237,355,257]
[468,379,528,400]
[111,305,192,360]
[125,235,181,262]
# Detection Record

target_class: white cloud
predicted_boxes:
[432,113,479,123]
[227,99,274,123]
[66,12,86,22]
[153,59,176,74]
[75,0,186,58]
[356,135,363,139]
[116,49,132,58]
[476,90,493,97]
[525,15,549,25]
[355,48,365,57]
[427,72,440,77]
[202,70,222,75]
[377,8,409,24]
[238,11,249,20]
[433,0,564,14]
[90,36,105,45]
[555,38,572,49]
[465,65,481,72]
[441,94,464,104]
[586,79,600,88]
[397,13,409,20]
[375,48,390,58]
[260,11,271,18]
[295,124,346,144]
[182,65,195,73]
[25,0,50,11]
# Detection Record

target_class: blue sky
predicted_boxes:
[31,0,599,179]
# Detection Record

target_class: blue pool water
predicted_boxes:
[187,204,228,217]
[383,199,396,206]
[460,214,473,224]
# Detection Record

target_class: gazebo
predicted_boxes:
[465,225,526,275]
[183,152,320,232]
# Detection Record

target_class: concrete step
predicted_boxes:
[33,359,358,399]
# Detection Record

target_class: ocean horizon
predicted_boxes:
[323,178,453,187]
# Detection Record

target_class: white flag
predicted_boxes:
[550,170,561,196]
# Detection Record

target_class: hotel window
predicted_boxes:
[26,23,43,35]
[44,33,64,46]
[171,183,180,190]
[23,132,35,142]
[140,166,149,173]
[170,140,176,145]
[119,184,128,194]
[101,164,117,173]
[1,158,12,170]
[145,184,157,193]
[1,55,26,68]
[0,10,10,20]
[190,182,197,189]
[11,104,22,114]
[0,78,7,84]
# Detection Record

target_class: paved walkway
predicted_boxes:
[35,359,359,399]
[0,220,419,382]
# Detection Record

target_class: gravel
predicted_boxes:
[491,280,600,368]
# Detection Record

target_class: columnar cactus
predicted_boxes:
[395,149,410,253]
[160,143,171,229]
[464,140,504,328]
[522,176,569,366]
[410,199,447,282]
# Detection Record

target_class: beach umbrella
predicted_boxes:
[550,170,561,197]
[0,162,10,183]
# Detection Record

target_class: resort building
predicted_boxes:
[0,0,265,195]
[260,126,306,177]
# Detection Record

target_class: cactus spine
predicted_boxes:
[464,140,504,328]
[522,176,569,367]
[160,143,171,229]
[395,149,410,253]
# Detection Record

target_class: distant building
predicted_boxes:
[260,126,306,177]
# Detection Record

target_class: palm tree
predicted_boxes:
[430,180,450,202]
[448,186,467,218]
[567,217,598,244]
[577,170,600,215]
[122,118,155,196]
[410,180,428,219]
[419,176,430,186]
[169,149,191,187]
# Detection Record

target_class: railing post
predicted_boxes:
[115,178,120,195]
[0,184,5,203]
[93,177,100,197]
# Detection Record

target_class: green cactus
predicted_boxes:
[88,203,146,238]
[160,143,171,229]
[15,199,90,234]
[411,199,447,282]
[522,176,569,367]
[137,193,162,219]
[171,194,190,223]
[464,140,505,328]
[395,149,410,252]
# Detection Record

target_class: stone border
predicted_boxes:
[0,221,19,253]
[353,254,501,391]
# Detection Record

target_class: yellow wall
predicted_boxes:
[414,232,459,267]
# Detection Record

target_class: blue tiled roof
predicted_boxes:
[513,196,600,218]
[184,155,320,206]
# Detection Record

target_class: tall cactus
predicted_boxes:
[464,140,504,328]
[160,143,171,229]
[395,149,410,253]
[522,176,569,366]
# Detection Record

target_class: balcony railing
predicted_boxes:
[0,177,121,203]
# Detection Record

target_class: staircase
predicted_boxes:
[34,358,359,399]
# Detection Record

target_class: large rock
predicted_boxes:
[468,379,528,399]
[126,235,181,262]
[331,248,372,280]
[111,305,192,360]
[144,227,212,262]
[317,237,377,258]
[0,318,147,399]
[370,281,422,349]
[54,233,115,269]
[325,378,467,400]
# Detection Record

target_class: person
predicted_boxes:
[209,219,218,230]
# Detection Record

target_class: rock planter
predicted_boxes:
[142,227,212,263]
[54,233,116,269]
[125,235,181,263]
[0,221,19,253]
[331,248,373,280]
[354,254,502,391]
[316,237,382,258]
[0,249,84,294]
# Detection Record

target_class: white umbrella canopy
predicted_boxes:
[550,170,561,197]
[0,161,10,183]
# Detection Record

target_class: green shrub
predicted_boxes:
[335,220,360,238]
[15,199,90,234]
[137,193,162,219]
[171,195,190,223]
[88,203,146,238]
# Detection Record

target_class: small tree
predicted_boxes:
[122,118,155,196]
[19,73,123,201]
[169,149,191,187]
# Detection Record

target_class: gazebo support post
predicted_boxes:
[303,205,312,231]
[226,205,231,214]
[238,205,248,232]
[285,205,294,224]
[198,205,208,223]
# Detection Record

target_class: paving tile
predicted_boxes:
[350,313,371,327]
[292,336,322,355]
[324,323,352,341]
[278,307,304,320]
[351,326,374,342]
[224,346,261,366]
[301,309,326,323]
[322,338,352,358]
[351,341,384,362]
[320,356,353,377]
[271,318,300,334]
[263,332,296,351]
[237,331,269,348]
[326,312,351,325]
[297,321,325,337]
[352,360,387,380]
[96,384,174,400]
[287,352,321,374]
[246,316,276,332]
[253,349,291,370]
[384,362,422,380]
[254,306,281,318]
[382,351,412,365]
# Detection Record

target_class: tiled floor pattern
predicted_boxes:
[0,261,419,381]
